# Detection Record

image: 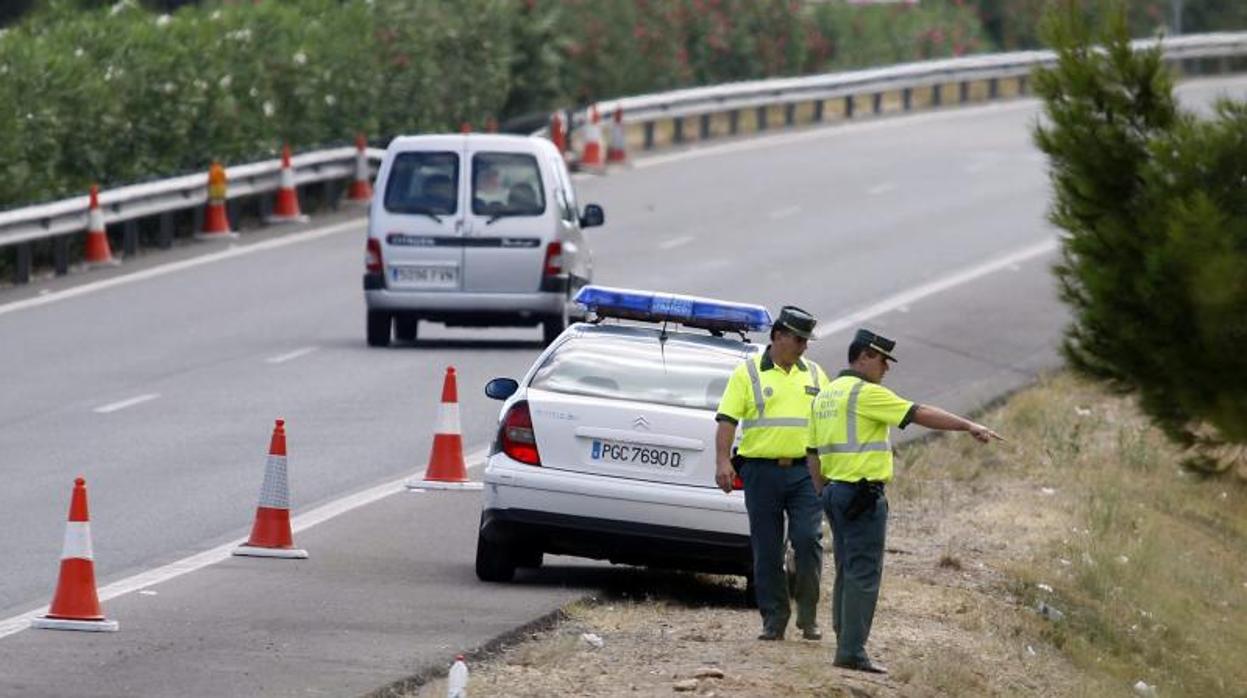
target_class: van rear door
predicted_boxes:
[460,148,551,294]
[376,143,465,292]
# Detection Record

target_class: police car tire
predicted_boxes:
[516,547,544,569]
[366,310,391,347]
[394,315,418,343]
[475,530,517,582]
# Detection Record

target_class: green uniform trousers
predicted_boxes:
[823,481,887,664]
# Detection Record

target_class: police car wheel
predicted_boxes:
[366,310,391,347]
[475,530,517,582]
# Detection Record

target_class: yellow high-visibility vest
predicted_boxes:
[808,372,915,483]
[716,349,827,458]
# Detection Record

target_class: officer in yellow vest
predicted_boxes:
[807,328,1002,674]
[716,306,830,642]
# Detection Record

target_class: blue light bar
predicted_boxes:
[574,285,772,332]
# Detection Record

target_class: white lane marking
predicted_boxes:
[0,220,362,318]
[768,205,802,220]
[0,446,491,640]
[814,238,1058,340]
[632,100,1039,171]
[658,235,696,251]
[867,183,895,196]
[93,393,160,414]
[266,346,318,364]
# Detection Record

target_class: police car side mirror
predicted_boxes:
[485,378,519,400]
[579,204,604,229]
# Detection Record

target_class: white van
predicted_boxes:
[363,134,604,347]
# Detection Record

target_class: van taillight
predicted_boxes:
[365,238,383,273]
[542,242,563,277]
[499,401,541,466]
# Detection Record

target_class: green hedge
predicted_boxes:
[0,0,987,212]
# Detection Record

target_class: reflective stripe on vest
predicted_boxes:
[739,356,819,431]
[813,380,890,454]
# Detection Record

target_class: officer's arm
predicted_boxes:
[714,421,737,494]
[912,405,1003,443]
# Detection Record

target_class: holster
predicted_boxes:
[844,479,882,521]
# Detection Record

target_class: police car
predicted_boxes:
[476,286,766,586]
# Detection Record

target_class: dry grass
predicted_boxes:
[903,374,1247,698]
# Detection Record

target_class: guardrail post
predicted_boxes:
[159,212,174,249]
[227,200,240,231]
[902,87,912,111]
[1018,76,1029,96]
[15,243,32,284]
[728,110,739,135]
[845,95,855,119]
[699,114,711,140]
[933,84,943,107]
[673,117,685,144]
[325,179,343,211]
[959,81,970,104]
[813,99,824,122]
[123,220,139,257]
[644,121,655,150]
[872,93,882,115]
[53,235,69,276]
[784,103,796,127]
[989,78,999,99]
[756,106,768,131]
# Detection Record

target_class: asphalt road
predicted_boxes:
[1,75,1244,697]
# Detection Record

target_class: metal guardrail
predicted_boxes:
[0,147,384,249]
[2,32,1245,284]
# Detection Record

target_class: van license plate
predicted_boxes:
[389,265,458,288]
[591,440,684,471]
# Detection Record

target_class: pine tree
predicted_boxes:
[1033,1,1247,474]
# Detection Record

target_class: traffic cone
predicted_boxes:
[346,133,373,204]
[579,105,604,172]
[84,185,119,268]
[265,144,309,224]
[606,105,628,164]
[460,122,472,134]
[485,117,499,133]
[407,367,482,491]
[31,478,119,632]
[234,419,308,559]
[196,161,237,239]
[549,111,567,156]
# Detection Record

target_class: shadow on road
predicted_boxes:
[510,564,751,609]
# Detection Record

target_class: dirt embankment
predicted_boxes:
[407,375,1247,697]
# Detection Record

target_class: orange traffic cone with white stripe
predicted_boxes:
[84,185,119,268]
[579,105,604,172]
[550,111,567,158]
[234,419,308,558]
[606,106,628,165]
[346,133,373,204]
[196,161,237,239]
[407,367,482,491]
[266,145,309,224]
[31,478,119,632]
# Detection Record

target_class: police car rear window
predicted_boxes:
[530,336,744,410]
[384,151,459,216]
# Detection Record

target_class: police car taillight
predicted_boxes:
[542,242,563,277]
[573,285,772,333]
[365,238,383,274]
[499,401,541,466]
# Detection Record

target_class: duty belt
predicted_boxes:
[743,456,806,468]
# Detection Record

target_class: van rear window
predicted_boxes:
[384,152,459,216]
[472,152,545,218]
